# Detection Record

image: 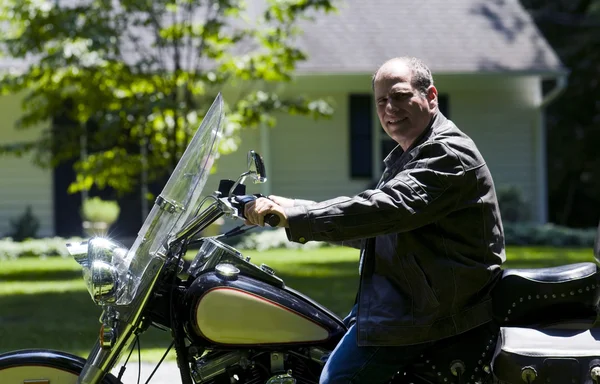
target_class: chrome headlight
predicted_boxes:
[67,237,128,306]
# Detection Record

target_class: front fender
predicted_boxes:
[0,349,121,384]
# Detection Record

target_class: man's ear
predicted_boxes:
[427,85,438,108]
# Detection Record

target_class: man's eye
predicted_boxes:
[392,93,409,100]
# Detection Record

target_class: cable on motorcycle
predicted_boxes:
[137,337,141,384]
[144,341,174,384]
[168,239,195,384]
[186,223,257,249]
[218,223,257,239]
[116,335,140,383]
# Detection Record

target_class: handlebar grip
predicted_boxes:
[264,213,280,227]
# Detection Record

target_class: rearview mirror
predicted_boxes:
[247,150,267,184]
[227,150,268,197]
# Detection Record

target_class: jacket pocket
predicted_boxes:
[407,253,440,308]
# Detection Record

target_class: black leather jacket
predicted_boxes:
[284,112,505,346]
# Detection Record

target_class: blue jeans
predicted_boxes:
[320,307,432,384]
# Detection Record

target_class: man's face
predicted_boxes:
[374,62,437,145]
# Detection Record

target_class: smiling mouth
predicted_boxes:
[387,118,407,125]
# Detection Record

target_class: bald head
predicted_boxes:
[372,57,434,97]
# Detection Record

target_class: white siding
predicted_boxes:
[204,126,262,195]
[0,94,54,237]
[205,92,370,202]
[269,92,371,202]
[207,75,546,223]
[440,76,543,222]
[0,73,547,237]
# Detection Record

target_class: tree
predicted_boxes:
[0,0,335,195]
[519,0,600,227]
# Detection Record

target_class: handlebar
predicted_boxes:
[264,213,280,227]
[229,194,281,228]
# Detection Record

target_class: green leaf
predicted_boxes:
[0,0,337,194]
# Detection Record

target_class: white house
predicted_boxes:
[0,0,567,238]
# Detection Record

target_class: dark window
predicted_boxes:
[438,94,449,117]
[349,94,373,178]
[52,101,144,238]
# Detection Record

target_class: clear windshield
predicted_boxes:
[115,94,224,305]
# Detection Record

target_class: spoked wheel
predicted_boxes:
[0,349,121,384]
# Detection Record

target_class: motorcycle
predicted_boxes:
[2,93,600,384]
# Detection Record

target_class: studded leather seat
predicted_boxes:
[492,263,600,326]
[492,327,600,383]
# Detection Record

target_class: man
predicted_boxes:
[244,56,505,383]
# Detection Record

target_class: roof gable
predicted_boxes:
[0,0,564,76]
[293,0,565,75]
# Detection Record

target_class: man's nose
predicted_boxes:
[385,100,398,114]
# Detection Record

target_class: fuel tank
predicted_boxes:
[183,271,346,348]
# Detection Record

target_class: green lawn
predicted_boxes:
[0,246,595,362]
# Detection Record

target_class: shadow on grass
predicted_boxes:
[0,261,359,357]
[0,290,173,357]
[2,256,589,358]
[0,269,83,282]
[272,261,360,317]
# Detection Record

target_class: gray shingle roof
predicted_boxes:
[0,0,565,75]
[294,0,565,75]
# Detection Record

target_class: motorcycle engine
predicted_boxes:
[191,350,319,384]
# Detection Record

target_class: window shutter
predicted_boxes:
[349,94,373,178]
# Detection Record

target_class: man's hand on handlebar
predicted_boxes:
[267,195,295,208]
[244,197,289,228]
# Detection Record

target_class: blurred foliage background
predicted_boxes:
[0,0,335,194]
[520,0,600,228]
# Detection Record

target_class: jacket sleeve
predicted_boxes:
[293,198,317,206]
[289,199,363,249]
[283,142,466,244]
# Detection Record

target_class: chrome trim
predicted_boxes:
[172,199,224,244]
[66,241,89,265]
[192,351,249,382]
[90,261,118,305]
[156,195,184,214]
[591,366,600,380]
[270,352,285,373]
[247,150,267,183]
[100,325,116,349]
[266,371,296,384]
[260,264,275,276]
[81,238,128,306]
[188,238,243,276]
[309,347,328,366]
[99,307,118,350]
[215,263,240,281]
[227,172,250,197]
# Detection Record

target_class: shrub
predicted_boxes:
[234,228,329,251]
[497,185,529,223]
[81,197,120,224]
[504,222,597,247]
[0,237,83,260]
[8,205,40,241]
[232,224,597,250]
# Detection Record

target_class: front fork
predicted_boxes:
[77,257,168,384]
[76,318,138,384]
